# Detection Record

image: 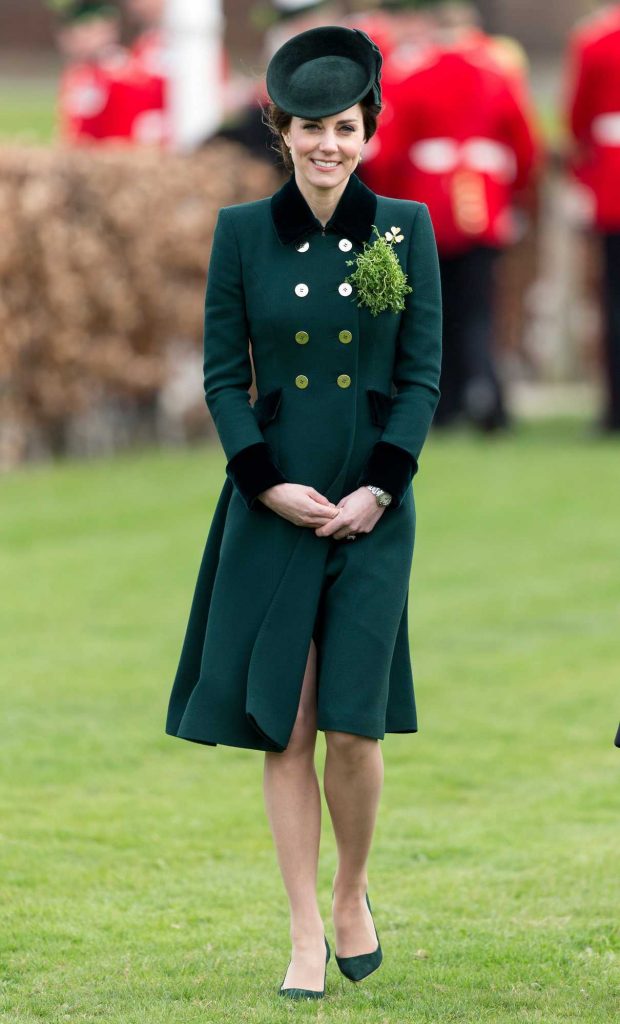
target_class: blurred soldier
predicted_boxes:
[52,0,131,143]
[51,0,171,146]
[360,1,542,430]
[564,2,620,432]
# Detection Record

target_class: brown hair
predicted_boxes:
[262,97,382,173]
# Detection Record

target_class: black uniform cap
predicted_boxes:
[47,0,118,23]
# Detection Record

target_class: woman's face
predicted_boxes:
[282,103,365,191]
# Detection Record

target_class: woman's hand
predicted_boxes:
[258,483,341,528]
[314,487,385,540]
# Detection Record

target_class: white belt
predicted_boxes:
[408,136,517,183]
[591,112,620,146]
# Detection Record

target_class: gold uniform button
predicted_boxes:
[295,330,309,344]
[338,330,353,344]
[295,374,309,389]
[337,374,351,388]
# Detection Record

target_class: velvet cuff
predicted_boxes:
[226,441,288,510]
[355,440,418,509]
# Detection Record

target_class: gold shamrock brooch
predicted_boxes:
[344,225,412,316]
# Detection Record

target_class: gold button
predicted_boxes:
[295,330,309,344]
[337,374,351,388]
[338,330,352,344]
[295,374,309,389]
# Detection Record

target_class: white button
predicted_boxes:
[295,283,309,297]
[296,240,310,252]
[338,282,353,296]
[339,238,352,251]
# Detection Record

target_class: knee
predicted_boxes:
[325,730,377,763]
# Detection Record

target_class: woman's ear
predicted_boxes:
[282,131,290,149]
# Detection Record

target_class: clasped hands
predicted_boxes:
[259,482,385,540]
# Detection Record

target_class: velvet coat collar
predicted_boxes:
[270,170,378,247]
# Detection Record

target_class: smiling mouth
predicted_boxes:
[311,159,340,168]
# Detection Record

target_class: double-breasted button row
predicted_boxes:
[295,238,352,252]
[294,329,353,345]
[294,374,352,389]
[294,281,353,298]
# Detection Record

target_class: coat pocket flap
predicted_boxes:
[253,386,283,428]
[367,387,393,428]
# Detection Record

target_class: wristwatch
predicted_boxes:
[366,484,393,508]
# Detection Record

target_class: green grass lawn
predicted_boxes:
[0,82,57,143]
[1,419,618,1022]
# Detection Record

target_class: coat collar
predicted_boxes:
[270,170,377,247]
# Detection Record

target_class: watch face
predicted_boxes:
[378,493,392,506]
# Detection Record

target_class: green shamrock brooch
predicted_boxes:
[344,225,412,316]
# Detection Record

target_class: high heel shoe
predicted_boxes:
[278,934,330,999]
[334,890,383,982]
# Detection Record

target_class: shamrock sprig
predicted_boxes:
[344,224,412,316]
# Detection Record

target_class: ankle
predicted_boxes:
[332,875,369,900]
[289,918,325,947]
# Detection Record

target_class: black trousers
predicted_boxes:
[601,232,620,431]
[435,245,508,430]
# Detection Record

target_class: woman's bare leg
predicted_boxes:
[263,638,326,989]
[323,732,384,956]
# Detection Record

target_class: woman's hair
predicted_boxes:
[263,96,382,173]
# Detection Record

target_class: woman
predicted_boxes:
[165,26,442,1000]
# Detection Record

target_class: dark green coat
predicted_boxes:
[165,171,442,753]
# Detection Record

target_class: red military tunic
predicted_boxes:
[58,46,137,143]
[59,42,168,146]
[361,28,541,255]
[564,3,620,231]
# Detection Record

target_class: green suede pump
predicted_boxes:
[278,935,330,1000]
[334,891,383,982]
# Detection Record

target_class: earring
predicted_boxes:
[358,154,363,164]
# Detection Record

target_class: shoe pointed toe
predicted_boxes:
[334,891,383,982]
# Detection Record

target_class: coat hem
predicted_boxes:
[164,720,419,753]
[317,716,417,740]
[165,724,279,753]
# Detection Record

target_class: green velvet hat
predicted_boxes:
[265,25,383,119]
